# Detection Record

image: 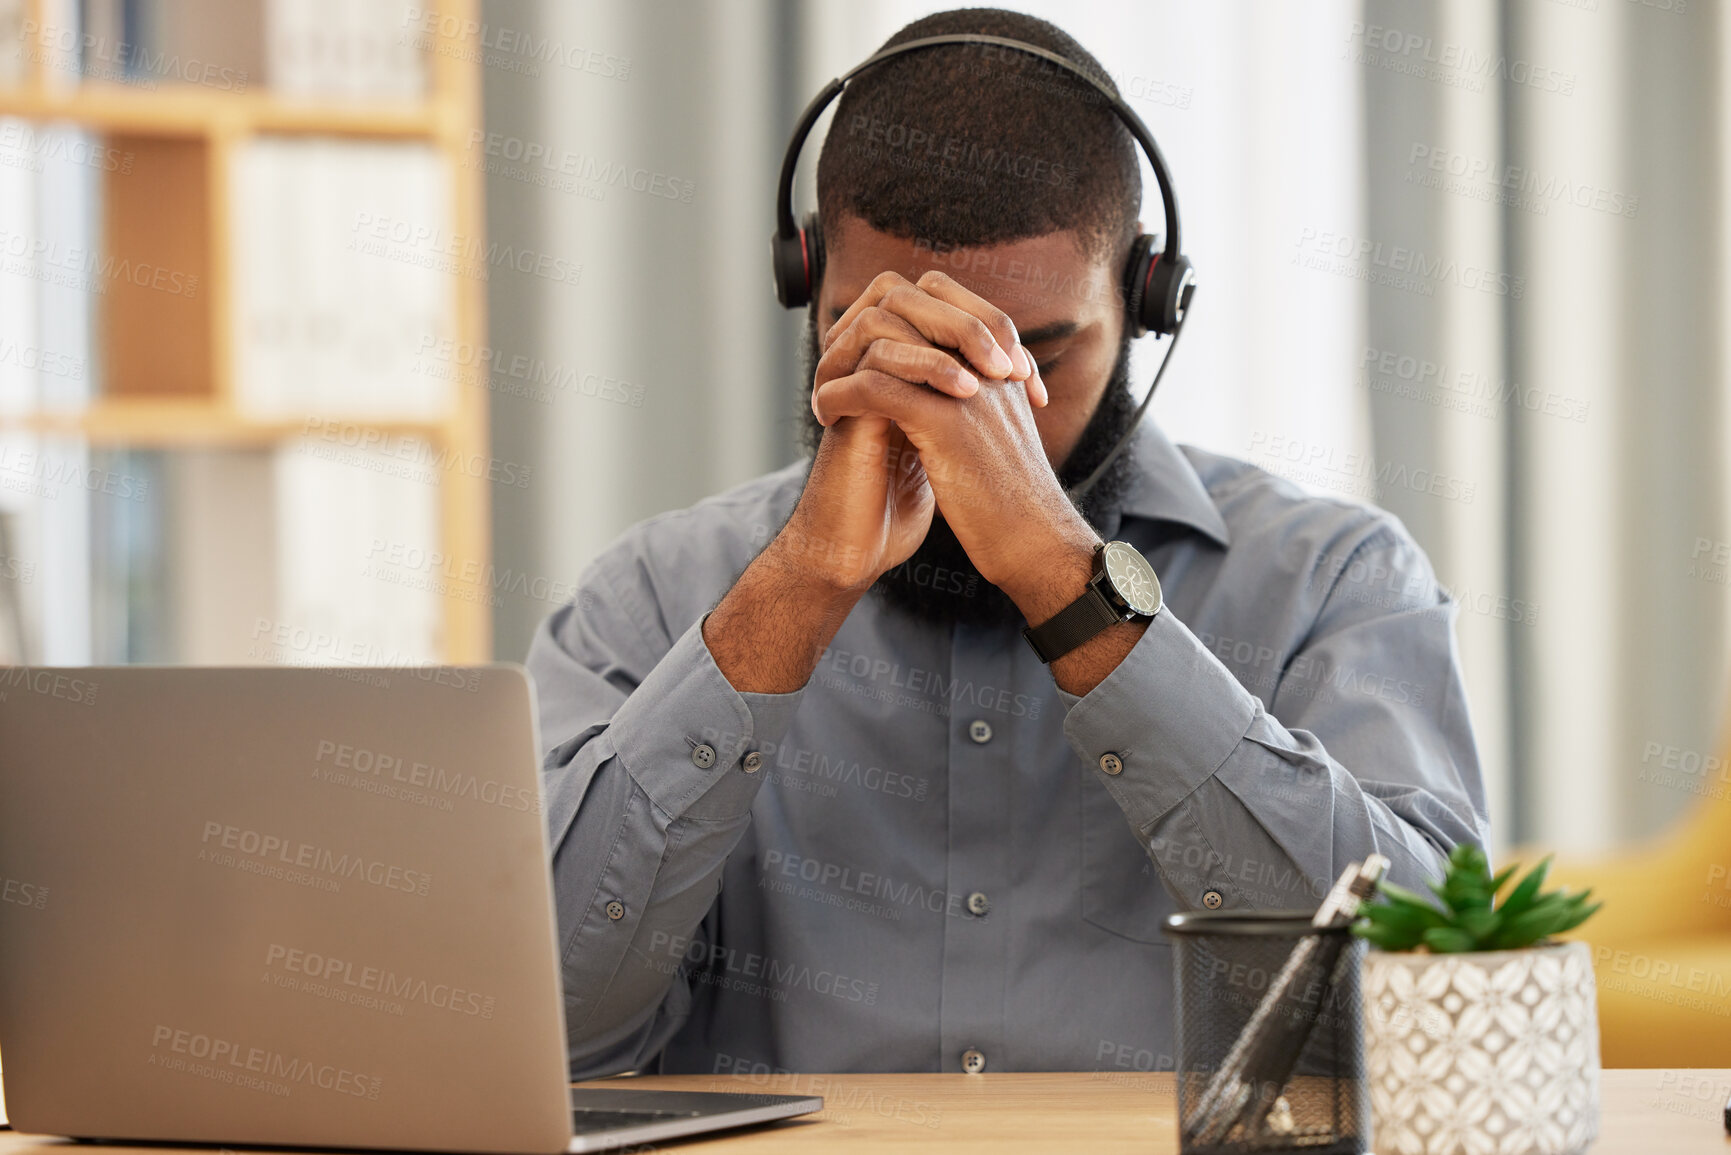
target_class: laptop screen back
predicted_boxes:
[0,666,573,1155]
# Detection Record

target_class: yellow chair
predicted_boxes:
[1546,754,1731,1067]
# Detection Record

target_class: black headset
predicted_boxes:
[770,33,1197,497]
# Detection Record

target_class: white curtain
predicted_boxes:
[482,0,800,659]
[1362,0,1730,851]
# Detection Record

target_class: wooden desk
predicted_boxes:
[2,1069,1727,1153]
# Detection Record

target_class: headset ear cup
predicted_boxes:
[769,212,826,308]
[803,212,825,301]
[771,227,810,308]
[1121,234,1158,338]
[1143,254,1196,336]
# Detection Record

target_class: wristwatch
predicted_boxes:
[1021,540,1162,664]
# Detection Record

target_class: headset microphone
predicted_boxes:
[770,33,1195,498]
[1067,308,1190,500]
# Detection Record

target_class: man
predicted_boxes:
[528,9,1487,1079]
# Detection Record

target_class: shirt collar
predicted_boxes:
[1109,419,1231,548]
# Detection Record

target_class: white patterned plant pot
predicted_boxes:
[1363,940,1600,1155]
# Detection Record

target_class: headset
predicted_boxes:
[770,32,1197,497]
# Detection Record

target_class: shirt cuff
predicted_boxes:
[605,614,805,821]
[1060,610,1259,834]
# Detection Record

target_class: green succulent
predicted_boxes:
[1352,843,1601,953]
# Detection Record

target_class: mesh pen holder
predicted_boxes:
[1164,910,1369,1155]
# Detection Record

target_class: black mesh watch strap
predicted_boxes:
[1021,584,1124,664]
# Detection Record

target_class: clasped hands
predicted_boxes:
[795,269,1099,621]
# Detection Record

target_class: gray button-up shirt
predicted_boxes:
[527,421,1488,1079]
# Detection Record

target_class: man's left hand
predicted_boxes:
[813,268,1099,624]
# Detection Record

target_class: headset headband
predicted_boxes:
[773,33,1182,268]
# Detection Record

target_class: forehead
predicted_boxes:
[821,214,1119,329]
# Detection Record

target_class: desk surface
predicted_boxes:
[1,1069,1727,1154]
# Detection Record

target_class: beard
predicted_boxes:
[797,313,1140,629]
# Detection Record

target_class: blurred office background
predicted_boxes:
[0,2,1725,875]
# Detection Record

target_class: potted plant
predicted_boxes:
[1354,844,1602,1155]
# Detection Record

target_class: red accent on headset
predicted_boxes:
[1144,253,1159,306]
[800,228,811,289]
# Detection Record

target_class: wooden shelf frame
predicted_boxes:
[0,0,494,662]
[0,86,454,140]
[6,401,462,449]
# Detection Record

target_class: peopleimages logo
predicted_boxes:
[21,20,250,92]
[647,931,880,1006]
[313,739,540,815]
[1344,21,1576,95]
[1247,431,1478,505]
[465,130,695,203]
[846,115,1079,189]
[815,642,1044,720]
[198,821,433,897]
[400,8,632,81]
[1,875,49,910]
[1407,143,1638,220]
[1293,227,1524,299]
[0,666,98,706]
[1360,346,1589,424]
[265,944,496,1018]
[0,120,133,174]
[299,418,533,490]
[0,336,83,379]
[0,224,199,298]
[0,444,150,503]
[149,1025,381,1099]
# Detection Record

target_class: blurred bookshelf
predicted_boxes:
[0,0,491,665]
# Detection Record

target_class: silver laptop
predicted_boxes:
[0,666,819,1153]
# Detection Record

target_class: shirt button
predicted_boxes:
[961,1048,987,1074]
[966,891,991,916]
[605,900,625,921]
[1099,752,1123,775]
[742,751,763,773]
[1202,890,1223,910]
[691,743,716,769]
[968,719,993,744]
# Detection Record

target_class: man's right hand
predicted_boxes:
[702,270,1029,694]
[790,270,1038,590]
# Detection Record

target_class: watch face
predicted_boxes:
[1101,541,1162,616]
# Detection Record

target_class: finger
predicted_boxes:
[812,368,950,429]
[853,338,980,399]
[1024,362,1048,408]
[816,309,979,399]
[875,284,1018,380]
[823,270,913,350]
[828,272,1015,380]
[915,268,1031,380]
[882,425,930,494]
[827,303,925,358]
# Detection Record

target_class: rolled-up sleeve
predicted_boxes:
[1058,525,1488,909]
[527,556,805,1079]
